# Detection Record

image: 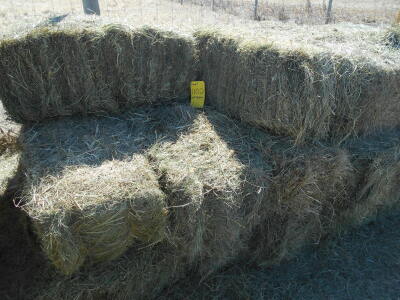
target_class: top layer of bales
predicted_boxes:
[1,13,399,142]
[0,22,196,123]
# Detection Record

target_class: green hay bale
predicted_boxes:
[0,24,195,123]
[22,157,168,275]
[195,31,400,144]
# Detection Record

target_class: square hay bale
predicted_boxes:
[22,156,168,276]
[248,146,356,264]
[0,23,195,123]
[147,111,271,275]
[195,31,400,144]
[339,145,400,227]
[20,104,271,278]
[20,104,400,299]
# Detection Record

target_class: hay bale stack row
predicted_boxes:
[1,23,399,143]
[14,105,400,299]
[20,105,271,279]
[195,31,400,144]
[0,21,399,299]
[23,157,167,275]
[0,25,195,123]
[15,104,400,299]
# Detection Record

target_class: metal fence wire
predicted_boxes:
[0,0,399,34]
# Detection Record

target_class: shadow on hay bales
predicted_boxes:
[0,25,196,123]
[194,31,400,144]
[0,153,49,300]
[9,103,399,299]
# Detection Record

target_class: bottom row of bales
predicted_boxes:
[11,104,400,299]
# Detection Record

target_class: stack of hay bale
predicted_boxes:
[0,19,399,299]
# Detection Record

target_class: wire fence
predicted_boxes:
[0,0,399,35]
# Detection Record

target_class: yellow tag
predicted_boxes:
[191,81,205,108]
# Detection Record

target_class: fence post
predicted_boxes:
[325,0,333,24]
[254,0,259,20]
[82,0,100,15]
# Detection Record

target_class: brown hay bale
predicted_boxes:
[0,23,195,123]
[20,104,271,297]
[20,104,400,298]
[247,145,356,264]
[195,31,400,144]
[339,145,400,227]
[22,157,168,275]
[147,111,270,275]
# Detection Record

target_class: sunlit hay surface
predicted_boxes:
[1,15,400,142]
[195,30,400,144]
[0,22,195,123]
[147,112,271,275]
[22,156,168,276]
[20,104,271,278]
[18,104,400,299]
[0,153,20,198]
[0,126,20,156]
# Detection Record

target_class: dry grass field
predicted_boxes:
[0,0,399,37]
[1,1,400,299]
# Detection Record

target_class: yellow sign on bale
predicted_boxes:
[191,81,205,108]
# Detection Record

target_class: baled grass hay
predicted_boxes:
[0,23,195,123]
[15,104,400,299]
[23,156,167,275]
[195,31,400,144]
